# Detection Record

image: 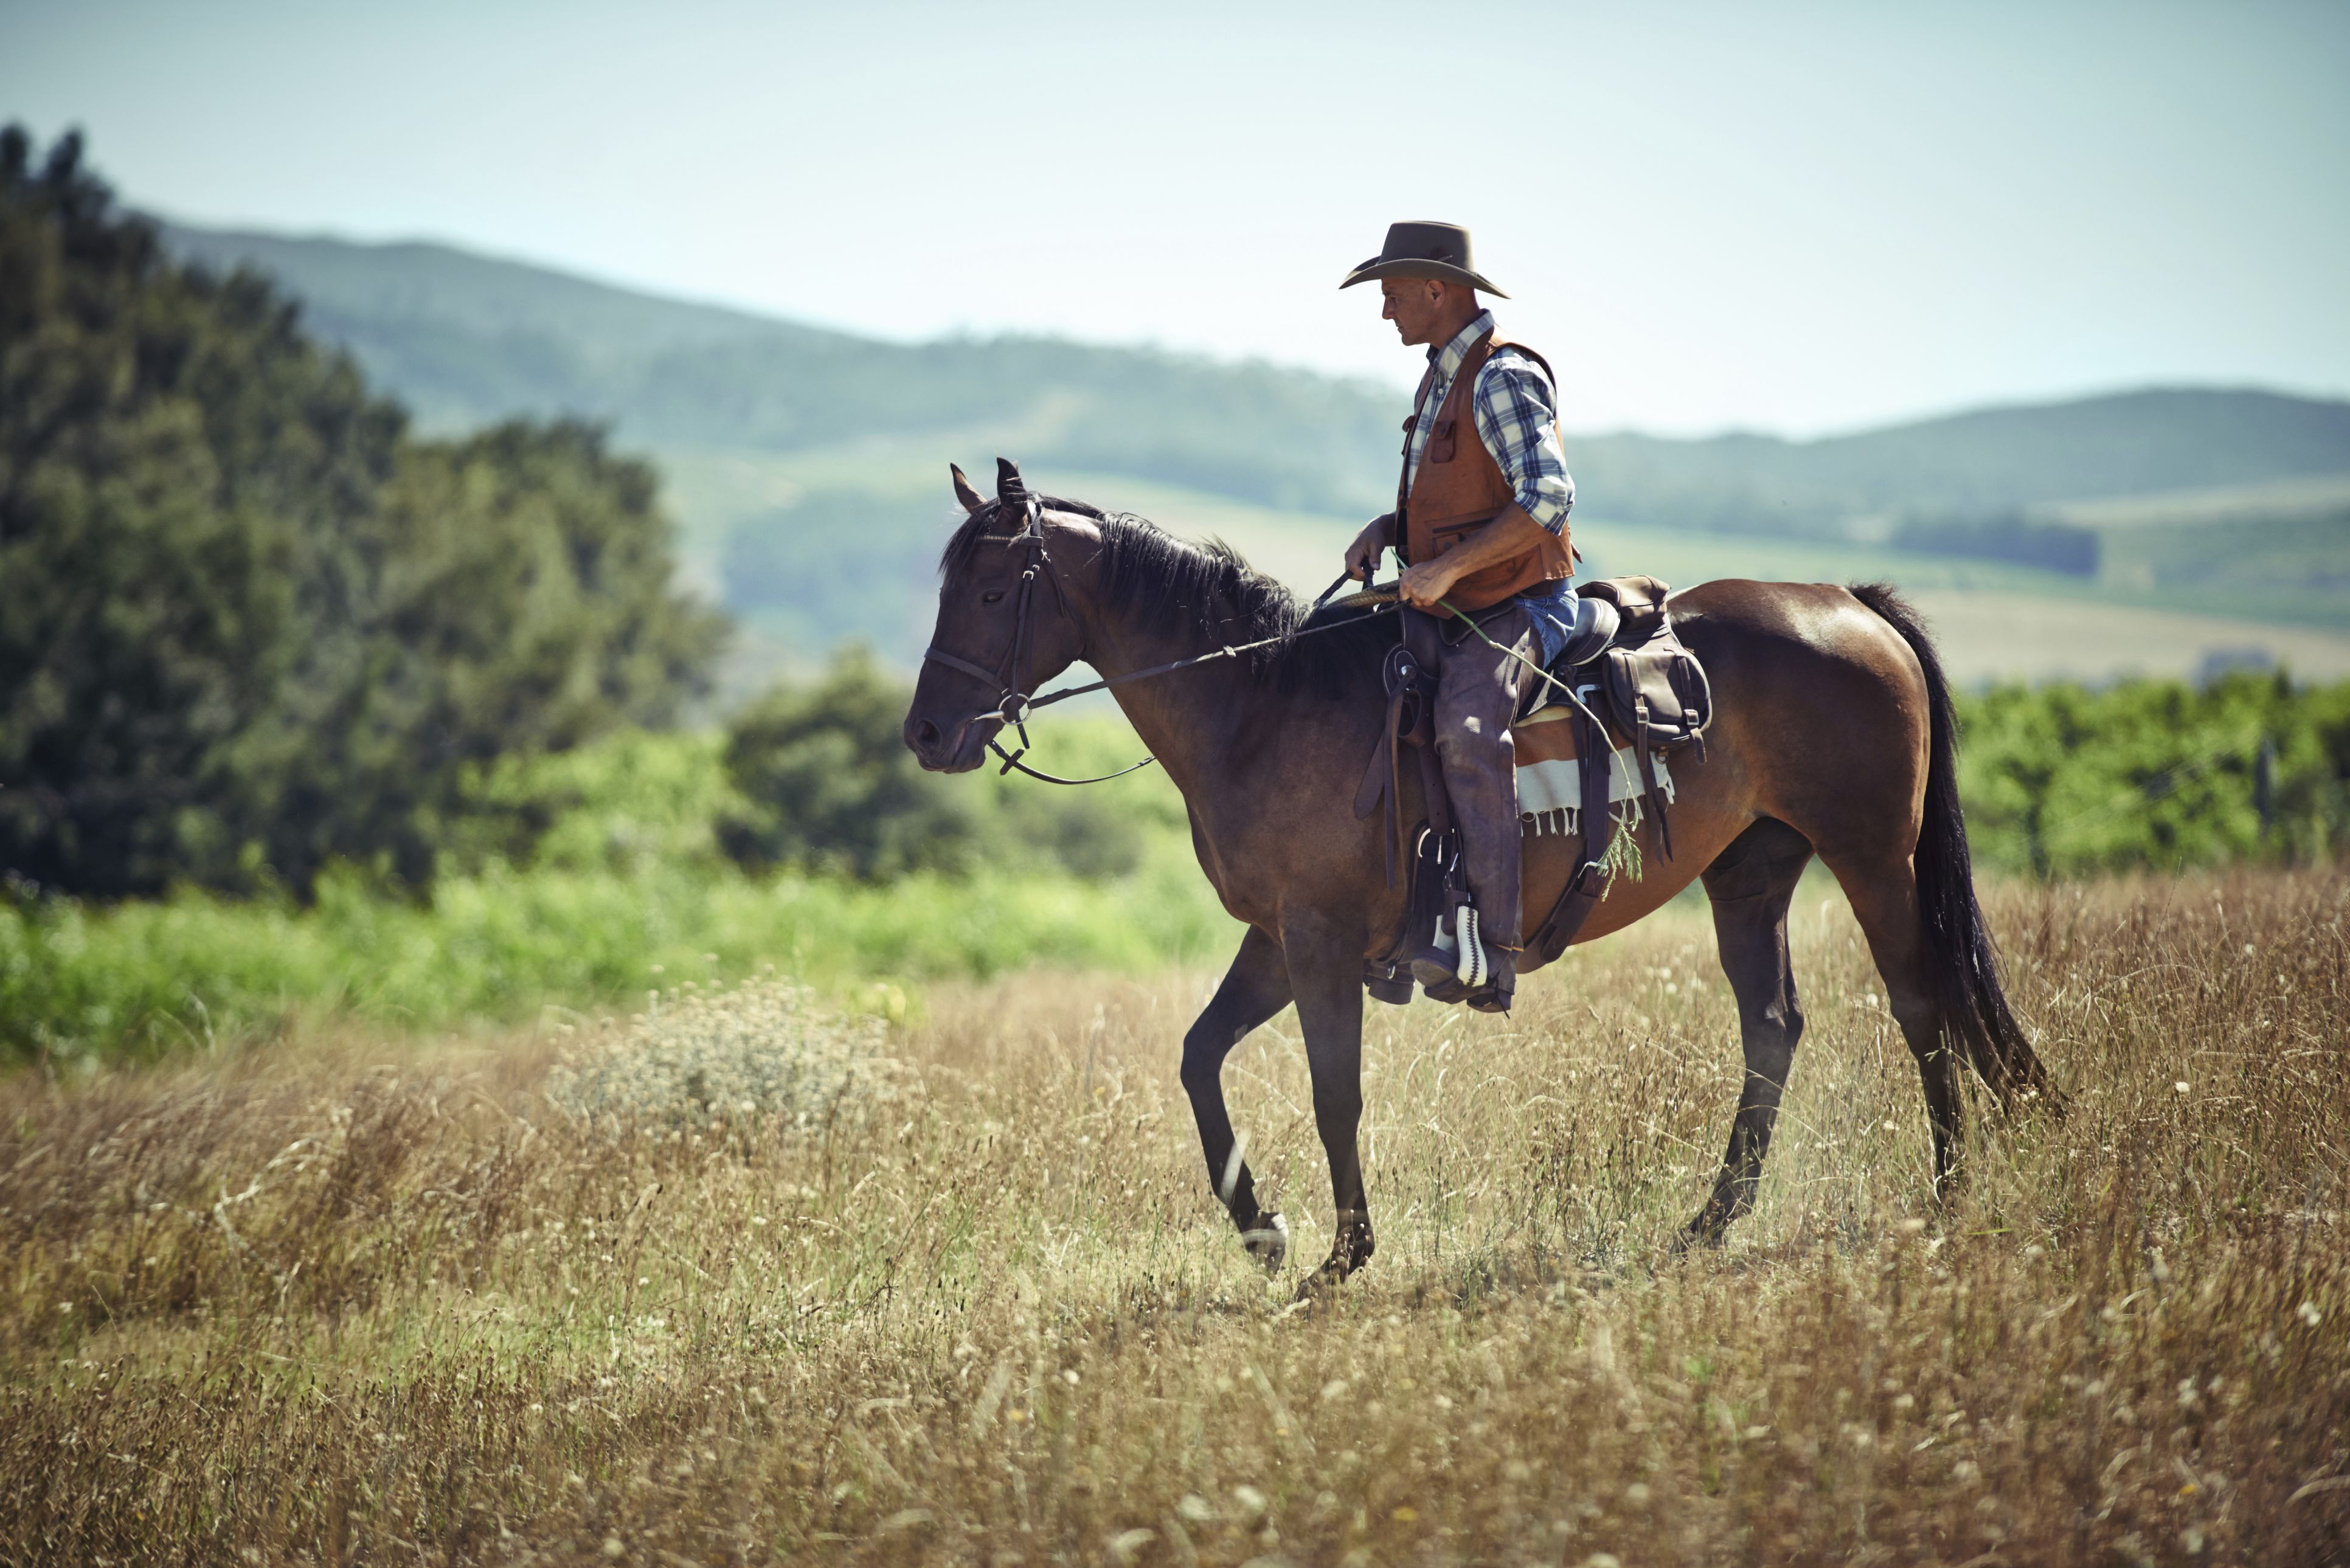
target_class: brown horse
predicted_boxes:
[904,462,2052,1289]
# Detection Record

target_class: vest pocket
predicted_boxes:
[1428,418,1458,463]
[1426,516,1492,560]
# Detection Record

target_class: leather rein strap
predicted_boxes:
[921,501,1396,787]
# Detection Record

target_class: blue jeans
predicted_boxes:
[1517,579,1582,666]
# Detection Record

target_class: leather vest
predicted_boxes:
[1397,332,1573,616]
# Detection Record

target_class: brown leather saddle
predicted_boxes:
[1357,576,1713,1004]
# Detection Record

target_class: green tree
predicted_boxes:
[1955,672,2350,877]
[718,648,978,879]
[0,128,724,896]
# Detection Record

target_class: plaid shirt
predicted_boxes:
[1402,310,1579,657]
[1403,309,1575,533]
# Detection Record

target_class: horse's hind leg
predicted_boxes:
[1179,927,1295,1268]
[1820,848,1965,1198]
[1687,817,1815,1245]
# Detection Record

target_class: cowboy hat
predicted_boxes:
[1338,220,1507,297]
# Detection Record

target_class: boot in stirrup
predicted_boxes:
[1407,903,1469,1004]
[1452,903,1517,1012]
[1410,903,1511,1009]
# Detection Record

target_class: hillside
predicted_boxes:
[162,224,1405,517]
[163,223,2350,534]
[159,222,2350,683]
[1575,390,2350,537]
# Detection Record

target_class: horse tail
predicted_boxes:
[1848,582,2056,1109]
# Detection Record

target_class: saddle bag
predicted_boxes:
[1571,576,1713,863]
[1578,576,1713,753]
[1520,577,1716,963]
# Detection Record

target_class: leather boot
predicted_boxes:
[1433,730,1524,1012]
[1455,801,1522,1012]
[1406,901,1475,1003]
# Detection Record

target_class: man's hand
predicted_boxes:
[1343,514,1395,581]
[1396,505,1556,611]
[1399,554,1466,610]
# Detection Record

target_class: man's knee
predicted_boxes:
[1435,709,1509,770]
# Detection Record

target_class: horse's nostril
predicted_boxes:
[913,718,942,750]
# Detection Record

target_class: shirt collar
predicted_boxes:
[1427,308,1497,386]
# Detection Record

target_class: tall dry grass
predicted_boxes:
[2,869,2344,1565]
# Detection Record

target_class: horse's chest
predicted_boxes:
[1184,809,1287,925]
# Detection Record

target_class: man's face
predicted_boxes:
[1380,277,1453,347]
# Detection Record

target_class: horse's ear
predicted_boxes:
[949,463,985,516]
[996,457,1029,506]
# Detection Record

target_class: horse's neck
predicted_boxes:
[1081,607,1270,813]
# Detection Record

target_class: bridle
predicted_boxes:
[920,499,1149,784]
[921,499,1398,786]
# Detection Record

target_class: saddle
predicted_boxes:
[1357,576,1714,1003]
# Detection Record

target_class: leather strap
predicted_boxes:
[1353,671,1407,888]
[1631,692,1674,862]
[1526,706,1618,964]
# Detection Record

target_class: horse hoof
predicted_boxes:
[1674,1218,1728,1255]
[1242,1212,1289,1273]
[1295,1242,1373,1300]
[1295,1261,1348,1302]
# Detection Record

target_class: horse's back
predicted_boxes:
[1670,578,1922,680]
[1666,578,1935,861]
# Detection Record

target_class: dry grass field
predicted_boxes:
[4,869,2346,1566]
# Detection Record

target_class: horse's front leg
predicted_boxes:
[1179,927,1295,1269]
[1283,911,1374,1293]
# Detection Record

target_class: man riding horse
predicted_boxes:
[905,227,2051,1287]
[1339,221,1578,1014]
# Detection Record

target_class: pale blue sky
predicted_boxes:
[5,0,2346,435]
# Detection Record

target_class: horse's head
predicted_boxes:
[903,458,1098,773]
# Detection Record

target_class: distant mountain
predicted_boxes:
[161,224,1405,517]
[1577,390,2350,537]
[162,223,2350,537]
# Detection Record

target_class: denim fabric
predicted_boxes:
[1518,578,1582,666]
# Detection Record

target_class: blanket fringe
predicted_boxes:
[1518,795,1646,840]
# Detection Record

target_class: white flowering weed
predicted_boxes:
[546,978,897,1128]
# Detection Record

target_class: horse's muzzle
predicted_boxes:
[902,711,994,773]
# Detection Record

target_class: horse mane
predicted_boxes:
[940,498,1393,699]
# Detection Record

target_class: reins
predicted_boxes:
[922,501,1398,786]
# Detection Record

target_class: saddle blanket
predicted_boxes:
[1514,706,1671,836]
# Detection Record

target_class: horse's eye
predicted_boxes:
[981,590,1006,604]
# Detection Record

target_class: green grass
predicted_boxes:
[7,871,2346,1562]
[12,673,2349,1069]
[2,721,1235,1066]
[0,853,1237,1066]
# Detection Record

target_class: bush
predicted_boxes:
[717,650,1153,881]
[718,648,979,878]
[1955,672,2350,876]
[544,978,899,1130]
